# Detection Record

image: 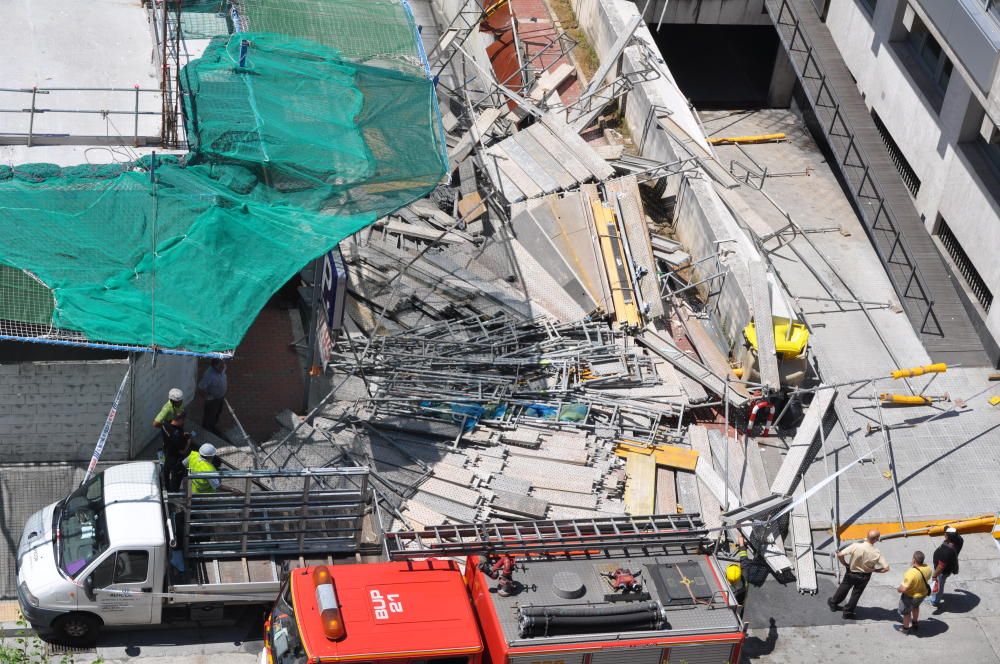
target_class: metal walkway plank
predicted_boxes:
[747,259,780,391]
[790,484,818,594]
[640,330,749,408]
[605,176,665,320]
[770,388,837,497]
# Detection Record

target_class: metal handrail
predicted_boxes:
[0,85,162,147]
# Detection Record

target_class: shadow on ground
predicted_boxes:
[932,589,980,615]
[55,607,267,656]
[741,617,778,661]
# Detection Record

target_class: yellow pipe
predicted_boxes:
[839,514,997,540]
[707,133,786,145]
[878,393,945,406]
[890,363,947,379]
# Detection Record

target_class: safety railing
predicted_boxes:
[764,0,944,338]
[0,86,163,147]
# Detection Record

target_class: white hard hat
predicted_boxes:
[168,388,184,401]
[199,443,218,457]
[945,526,958,534]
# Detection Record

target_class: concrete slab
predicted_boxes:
[742,617,1000,663]
[0,0,160,149]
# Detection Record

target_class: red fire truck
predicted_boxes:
[262,515,745,664]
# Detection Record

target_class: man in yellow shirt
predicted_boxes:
[896,550,932,634]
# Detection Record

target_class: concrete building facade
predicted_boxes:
[819,0,1000,358]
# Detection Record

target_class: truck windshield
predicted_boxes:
[57,474,109,578]
[268,582,307,664]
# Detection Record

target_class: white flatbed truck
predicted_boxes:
[15,461,371,644]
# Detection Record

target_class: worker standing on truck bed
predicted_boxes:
[184,443,241,494]
[153,388,186,448]
[162,414,193,491]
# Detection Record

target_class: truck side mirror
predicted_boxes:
[83,575,95,601]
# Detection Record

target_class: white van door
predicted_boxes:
[78,549,155,625]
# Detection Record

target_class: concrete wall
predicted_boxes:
[0,360,129,463]
[673,177,752,350]
[0,353,195,463]
[128,353,198,458]
[824,0,1000,351]
[573,0,708,194]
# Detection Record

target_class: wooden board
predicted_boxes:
[655,467,678,514]
[624,452,657,516]
[615,442,699,472]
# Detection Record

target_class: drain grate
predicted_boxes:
[44,642,97,656]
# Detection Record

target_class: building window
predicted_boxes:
[858,0,878,16]
[981,133,1000,180]
[871,110,921,197]
[979,0,1000,26]
[937,217,993,313]
[907,17,953,94]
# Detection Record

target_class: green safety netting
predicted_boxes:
[0,2,446,354]
[236,0,427,75]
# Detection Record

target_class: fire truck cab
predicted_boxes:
[263,516,745,664]
[264,558,483,664]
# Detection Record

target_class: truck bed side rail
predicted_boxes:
[177,467,370,558]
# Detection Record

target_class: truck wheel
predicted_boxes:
[52,613,101,645]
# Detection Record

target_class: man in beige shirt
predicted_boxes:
[827,529,891,618]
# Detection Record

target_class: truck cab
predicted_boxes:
[16,462,166,642]
[264,560,483,664]
[18,460,374,645]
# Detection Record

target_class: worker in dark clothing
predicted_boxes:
[929,528,963,608]
[198,359,228,436]
[161,414,193,492]
[727,534,750,617]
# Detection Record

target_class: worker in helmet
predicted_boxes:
[153,388,186,449]
[183,443,242,495]
[727,534,750,617]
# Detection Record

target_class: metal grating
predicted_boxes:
[45,642,97,656]
[871,110,921,198]
[179,467,369,558]
[937,217,993,313]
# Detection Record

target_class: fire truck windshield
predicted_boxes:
[267,582,306,664]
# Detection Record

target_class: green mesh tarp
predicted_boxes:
[0,3,446,354]
[237,0,427,75]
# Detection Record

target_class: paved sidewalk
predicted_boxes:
[743,533,1000,662]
